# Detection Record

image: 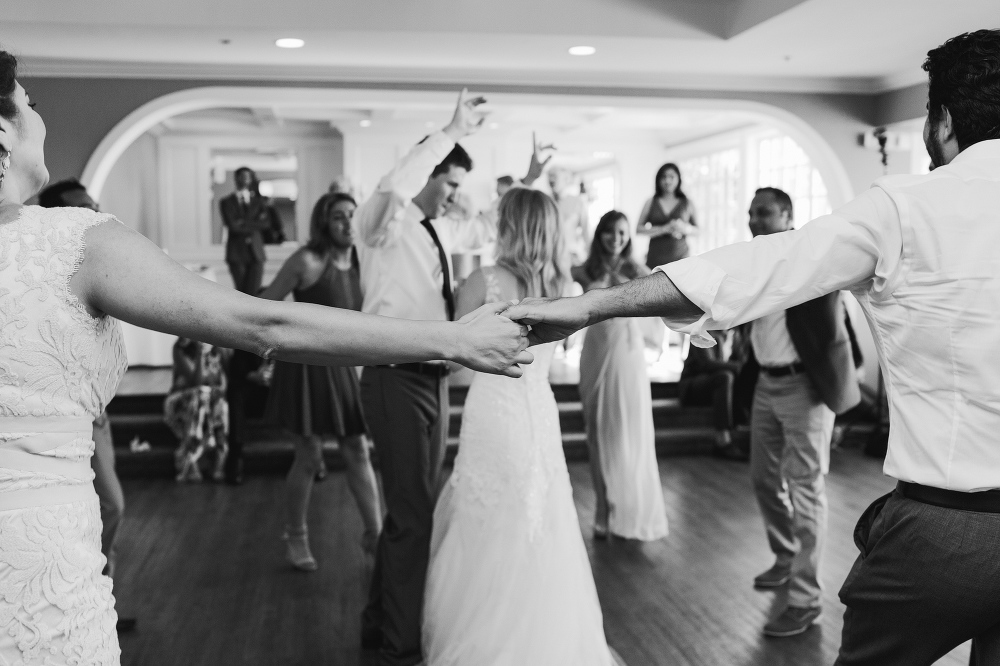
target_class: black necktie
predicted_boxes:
[420,218,455,321]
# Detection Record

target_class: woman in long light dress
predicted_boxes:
[0,63,527,666]
[576,211,668,540]
[423,188,621,666]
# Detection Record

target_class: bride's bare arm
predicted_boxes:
[73,220,532,376]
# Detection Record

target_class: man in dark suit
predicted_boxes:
[743,187,861,638]
[219,166,282,294]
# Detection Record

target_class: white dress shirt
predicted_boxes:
[354,132,492,322]
[750,311,801,368]
[659,139,1000,492]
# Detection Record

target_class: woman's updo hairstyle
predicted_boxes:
[0,51,19,123]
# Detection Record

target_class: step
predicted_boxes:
[114,425,719,478]
[109,395,717,451]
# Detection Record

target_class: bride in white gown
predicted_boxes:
[423,188,620,666]
[0,71,527,666]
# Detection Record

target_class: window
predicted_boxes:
[754,134,831,227]
[676,132,833,257]
[678,148,744,255]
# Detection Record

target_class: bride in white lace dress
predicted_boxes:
[423,188,621,665]
[0,64,528,666]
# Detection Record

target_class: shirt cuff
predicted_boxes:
[655,257,729,348]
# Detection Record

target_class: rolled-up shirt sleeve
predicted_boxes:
[658,186,902,346]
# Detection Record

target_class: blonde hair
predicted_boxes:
[495,188,569,298]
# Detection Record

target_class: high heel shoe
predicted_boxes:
[284,528,318,572]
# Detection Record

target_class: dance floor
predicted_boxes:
[114,448,969,665]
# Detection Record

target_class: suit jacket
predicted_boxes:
[220,193,280,264]
[738,294,861,415]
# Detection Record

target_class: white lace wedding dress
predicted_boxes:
[0,206,127,664]
[423,268,618,666]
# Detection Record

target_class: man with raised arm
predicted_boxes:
[506,30,1000,664]
[353,89,488,666]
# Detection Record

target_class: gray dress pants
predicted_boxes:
[837,490,1000,665]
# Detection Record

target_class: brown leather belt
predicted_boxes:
[761,362,806,377]
[374,363,451,378]
[898,481,1000,513]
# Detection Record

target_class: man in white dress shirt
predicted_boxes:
[506,30,1000,663]
[355,90,488,666]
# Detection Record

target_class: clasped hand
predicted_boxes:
[454,295,592,376]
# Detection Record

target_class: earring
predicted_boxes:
[0,150,10,188]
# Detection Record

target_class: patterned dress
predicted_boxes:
[0,205,127,665]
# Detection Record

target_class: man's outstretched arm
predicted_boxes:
[504,271,703,345]
[506,191,896,346]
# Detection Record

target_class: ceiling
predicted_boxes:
[161,104,760,143]
[7,0,996,92]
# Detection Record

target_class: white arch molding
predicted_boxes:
[81,85,855,207]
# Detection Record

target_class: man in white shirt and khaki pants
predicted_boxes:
[507,29,1000,664]
[743,186,861,637]
[354,91,488,666]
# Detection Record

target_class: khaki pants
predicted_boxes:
[750,372,835,609]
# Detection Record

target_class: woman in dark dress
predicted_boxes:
[636,162,698,269]
[261,193,381,571]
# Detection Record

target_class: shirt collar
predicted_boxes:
[948,138,1000,166]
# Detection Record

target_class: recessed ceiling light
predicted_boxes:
[569,45,596,56]
[488,122,499,130]
[425,121,436,128]
[592,151,614,159]
[275,38,305,49]
[359,119,372,128]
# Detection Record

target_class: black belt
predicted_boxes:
[761,362,806,377]
[898,481,1000,513]
[374,362,451,378]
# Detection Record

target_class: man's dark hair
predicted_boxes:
[923,29,1000,149]
[0,50,18,123]
[38,178,88,208]
[430,143,473,178]
[755,187,793,217]
[497,175,514,187]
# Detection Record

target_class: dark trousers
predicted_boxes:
[224,349,263,479]
[361,367,449,666]
[837,490,1000,665]
[227,259,264,295]
[678,369,735,431]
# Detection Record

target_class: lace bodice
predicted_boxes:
[0,206,124,665]
[0,206,127,421]
[449,267,561,540]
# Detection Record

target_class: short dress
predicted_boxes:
[643,197,696,268]
[265,252,367,438]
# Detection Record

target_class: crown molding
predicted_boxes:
[21,57,892,95]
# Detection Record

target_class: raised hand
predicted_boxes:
[522,131,556,186]
[453,300,534,377]
[443,88,488,141]
[503,296,592,346]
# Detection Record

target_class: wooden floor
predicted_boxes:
[113,448,970,666]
